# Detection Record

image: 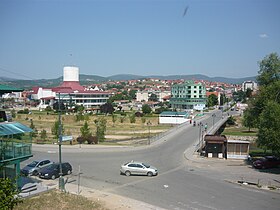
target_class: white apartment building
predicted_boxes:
[136,90,170,102]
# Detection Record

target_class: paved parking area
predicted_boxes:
[186,153,280,192]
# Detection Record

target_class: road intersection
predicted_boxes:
[27,111,280,210]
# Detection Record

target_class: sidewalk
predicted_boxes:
[20,177,166,210]
[184,145,280,192]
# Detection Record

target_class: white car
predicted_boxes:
[120,161,158,177]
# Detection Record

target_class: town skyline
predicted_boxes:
[1,0,279,80]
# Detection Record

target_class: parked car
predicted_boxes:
[39,162,72,180]
[253,156,280,169]
[120,161,158,177]
[21,159,54,176]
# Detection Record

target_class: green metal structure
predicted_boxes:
[0,122,33,187]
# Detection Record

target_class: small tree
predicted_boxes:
[11,109,16,118]
[51,120,64,139]
[40,129,47,141]
[80,121,92,139]
[149,93,158,102]
[120,116,125,123]
[94,117,107,142]
[129,113,136,123]
[100,103,114,114]
[0,178,22,210]
[112,114,117,126]
[142,104,152,114]
[226,116,236,126]
[45,106,52,112]
[30,120,38,137]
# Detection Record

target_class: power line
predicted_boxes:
[0,66,36,80]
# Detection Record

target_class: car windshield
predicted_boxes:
[142,163,150,168]
[27,161,39,167]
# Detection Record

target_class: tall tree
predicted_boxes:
[257,101,280,154]
[257,53,280,86]
[242,108,257,131]
[246,53,280,154]
[207,94,218,107]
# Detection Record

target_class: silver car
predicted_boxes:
[120,161,158,177]
[21,159,54,176]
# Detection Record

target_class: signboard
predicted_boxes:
[61,135,73,142]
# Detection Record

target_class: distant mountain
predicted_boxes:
[108,74,256,84]
[0,74,257,89]
[0,76,18,82]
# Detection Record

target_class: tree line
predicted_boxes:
[242,53,280,155]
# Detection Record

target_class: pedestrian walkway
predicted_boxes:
[19,176,166,210]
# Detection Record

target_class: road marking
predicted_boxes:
[47,151,56,153]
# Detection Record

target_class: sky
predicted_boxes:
[0,0,280,80]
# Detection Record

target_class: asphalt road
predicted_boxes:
[28,111,280,210]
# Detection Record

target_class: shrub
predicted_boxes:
[77,136,86,144]
[135,112,143,117]
[45,106,52,111]
[87,136,98,144]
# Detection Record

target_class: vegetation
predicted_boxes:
[14,190,105,210]
[142,104,152,114]
[242,53,280,155]
[207,94,218,107]
[51,120,64,139]
[0,178,22,210]
[94,117,107,142]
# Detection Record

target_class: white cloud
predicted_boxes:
[259,33,268,38]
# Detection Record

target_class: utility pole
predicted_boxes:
[58,92,65,191]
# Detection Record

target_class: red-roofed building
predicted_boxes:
[31,66,111,110]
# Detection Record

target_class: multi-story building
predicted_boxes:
[136,90,170,102]
[242,80,258,92]
[170,80,207,111]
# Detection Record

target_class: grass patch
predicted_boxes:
[222,130,257,136]
[15,112,172,144]
[14,190,107,210]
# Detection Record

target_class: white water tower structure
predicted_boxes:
[63,66,79,82]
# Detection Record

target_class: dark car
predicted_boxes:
[39,162,72,180]
[253,156,280,169]
[21,159,54,176]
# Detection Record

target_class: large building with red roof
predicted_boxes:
[31,66,110,110]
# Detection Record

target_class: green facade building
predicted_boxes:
[170,80,207,110]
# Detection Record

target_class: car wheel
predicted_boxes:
[33,170,38,176]
[125,171,131,176]
[67,170,71,175]
[51,175,56,180]
[147,172,153,177]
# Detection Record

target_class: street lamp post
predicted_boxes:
[198,122,203,155]
[147,121,152,145]
[58,93,65,191]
